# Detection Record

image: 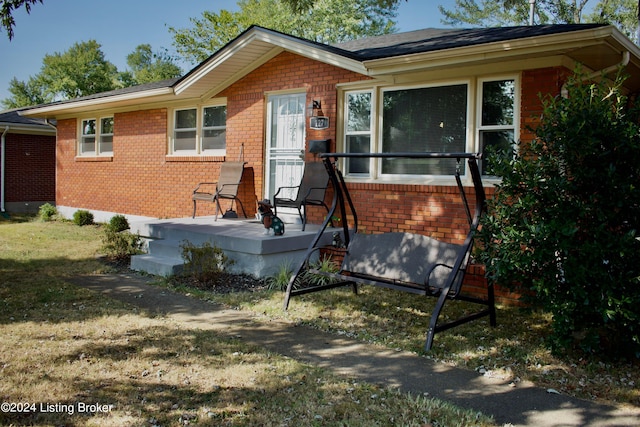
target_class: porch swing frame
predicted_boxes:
[283,152,496,351]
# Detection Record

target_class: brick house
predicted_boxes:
[20,24,640,239]
[0,109,56,214]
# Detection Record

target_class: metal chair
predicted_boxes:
[273,161,330,231]
[192,161,247,220]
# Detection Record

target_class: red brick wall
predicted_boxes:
[53,55,568,305]
[55,52,368,219]
[3,133,55,204]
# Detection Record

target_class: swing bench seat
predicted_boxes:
[283,152,496,351]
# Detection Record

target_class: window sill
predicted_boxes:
[75,156,113,162]
[165,155,226,162]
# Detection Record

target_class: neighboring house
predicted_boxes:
[0,109,56,214]
[20,24,640,240]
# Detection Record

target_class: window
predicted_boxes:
[79,117,113,156]
[381,84,468,176]
[344,91,373,176]
[174,108,197,152]
[478,78,516,175]
[341,77,518,181]
[202,106,226,152]
[100,117,114,153]
[171,104,227,155]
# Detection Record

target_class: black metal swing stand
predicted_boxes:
[283,152,497,351]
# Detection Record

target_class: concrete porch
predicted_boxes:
[129,216,335,278]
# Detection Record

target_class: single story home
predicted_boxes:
[20,24,640,242]
[0,109,56,214]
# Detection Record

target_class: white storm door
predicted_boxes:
[266,93,306,206]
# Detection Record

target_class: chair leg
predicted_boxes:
[192,200,197,218]
[214,197,221,221]
[299,206,306,231]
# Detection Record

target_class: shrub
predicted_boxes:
[180,241,234,283]
[101,228,143,261]
[107,214,129,232]
[72,210,94,226]
[38,203,57,221]
[479,69,640,358]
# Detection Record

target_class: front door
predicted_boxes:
[265,93,306,214]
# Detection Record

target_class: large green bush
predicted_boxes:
[479,69,640,358]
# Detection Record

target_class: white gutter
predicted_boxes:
[1,126,9,213]
[561,50,630,97]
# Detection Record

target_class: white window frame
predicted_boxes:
[343,89,375,178]
[201,104,227,156]
[78,116,113,156]
[378,81,471,181]
[169,101,227,156]
[476,75,519,177]
[340,76,521,183]
[99,117,114,155]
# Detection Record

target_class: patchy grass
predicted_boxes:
[0,215,497,426]
[201,276,640,410]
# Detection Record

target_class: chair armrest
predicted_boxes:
[193,182,218,193]
[274,186,300,198]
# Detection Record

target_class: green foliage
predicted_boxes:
[479,69,640,358]
[118,44,183,86]
[0,0,42,40]
[2,40,181,109]
[72,210,94,226]
[106,214,129,233]
[180,240,234,282]
[266,260,293,291]
[304,255,340,286]
[439,0,638,40]
[170,0,398,64]
[101,228,143,261]
[37,203,57,222]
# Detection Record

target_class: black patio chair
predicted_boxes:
[273,161,330,231]
[192,161,247,220]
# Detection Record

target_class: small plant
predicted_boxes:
[267,261,293,291]
[303,255,340,286]
[180,240,234,283]
[72,209,94,226]
[107,214,129,232]
[38,203,57,221]
[101,228,143,261]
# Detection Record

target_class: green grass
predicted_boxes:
[0,215,497,426]
[198,272,640,409]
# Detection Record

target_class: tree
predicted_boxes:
[118,44,183,86]
[439,0,594,26]
[479,69,640,358]
[36,40,118,101]
[2,41,182,109]
[586,0,639,41]
[170,0,398,64]
[2,40,118,108]
[0,0,42,40]
[2,76,47,108]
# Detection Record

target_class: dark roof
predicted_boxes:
[23,78,180,110]
[0,108,54,128]
[20,24,611,112]
[334,24,608,60]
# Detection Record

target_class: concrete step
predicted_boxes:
[130,254,183,277]
[129,216,338,278]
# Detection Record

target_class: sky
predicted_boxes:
[0,0,457,103]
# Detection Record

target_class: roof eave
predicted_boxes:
[174,27,368,98]
[363,25,630,76]
[20,86,176,118]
